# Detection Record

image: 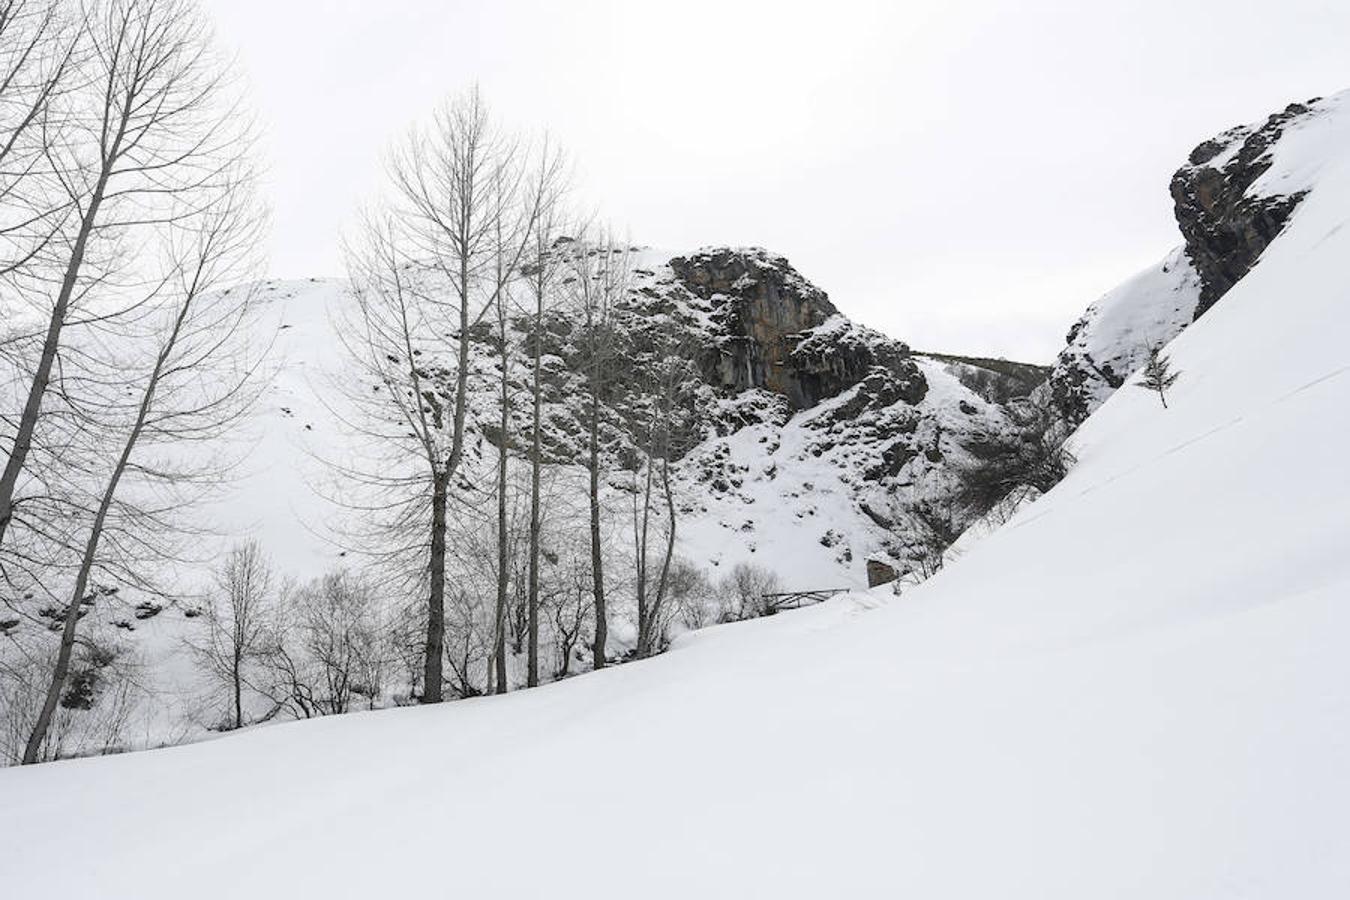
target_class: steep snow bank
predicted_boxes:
[4,100,1350,898]
[1047,245,1201,422]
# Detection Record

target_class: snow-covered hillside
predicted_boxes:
[3,91,1349,897]
[216,250,1036,591]
[2,244,1041,756]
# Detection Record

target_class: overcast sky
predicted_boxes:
[202,0,1350,361]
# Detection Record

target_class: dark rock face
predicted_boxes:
[1046,314,1129,426]
[453,243,1038,577]
[1171,100,1319,317]
[669,248,924,409]
[472,247,938,473]
[1046,96,1327,428]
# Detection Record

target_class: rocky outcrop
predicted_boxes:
[447,244,1040,576]
[1171,100,1320,317]
[668,248,923,409]
[1048,95,1329,426]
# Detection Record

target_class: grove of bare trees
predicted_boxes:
[0,0,267,764]
[0,10,901,766]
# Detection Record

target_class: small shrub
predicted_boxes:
[716,562,782,622]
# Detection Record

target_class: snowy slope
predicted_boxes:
[1047,245,1201,421]
[207,278,355,579]
[2,246,1030,756]
[215,254,1022,589]
[4,94,1350,899]
[208,255,1021,589]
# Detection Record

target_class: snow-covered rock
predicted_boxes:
[0,243,1042,757]
[1049,91,1343,424]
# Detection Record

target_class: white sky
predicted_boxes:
[202,0,1350,361]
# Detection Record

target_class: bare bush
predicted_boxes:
[669,558,717,631]
[547,554,592,679]
[263,570,389,717]
[956,398,1074,517]
[3,634,140,764]
[717,562,782,622]
[904,501,964,582]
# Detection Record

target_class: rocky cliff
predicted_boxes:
[1171,100,1319,316]
[1049,94,1334,425]
[452,245,1039,582]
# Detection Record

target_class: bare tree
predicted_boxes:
[20,82,263,761]
[0,1,84,602]
[1,0,248,558]
[345,86,545,703]
[191,541,273,729]
[521,139,567,688]
[487,162,532,695]
[565,230,632,669]
[263,569,386,717]
[548,549,592,679]
[0,0,79,283]
[632,327,698,658]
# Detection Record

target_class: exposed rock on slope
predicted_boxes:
[1172,100,1319,316]
[450,246,1037,581]
[666,247,926,410]
[1049,94,1335,424]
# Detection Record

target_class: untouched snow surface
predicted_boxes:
[5,106,1350,896]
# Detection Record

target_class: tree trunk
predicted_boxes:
[23,273,172,763]
[494,322,509,695]
[527,297,543,687]
[650,455,678,652]
[0,164,114,551]
[635,459,654,657]
[422,468,448,703]
[423,237,474,703]
[233,651,243,729]
[588,388,606,669]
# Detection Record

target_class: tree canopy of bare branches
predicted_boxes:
[1,0,266,764]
